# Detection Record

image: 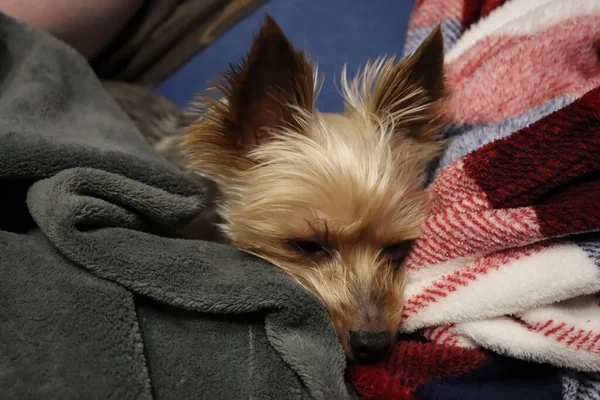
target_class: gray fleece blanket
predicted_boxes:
[0,14,355,400]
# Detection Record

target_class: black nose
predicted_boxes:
[348,331,391,363]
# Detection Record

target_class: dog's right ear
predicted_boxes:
[369,25,447,143]
[184,15,314,180]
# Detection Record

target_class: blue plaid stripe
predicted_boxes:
[433,95,575,176]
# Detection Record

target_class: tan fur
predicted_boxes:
[182,16,449,362]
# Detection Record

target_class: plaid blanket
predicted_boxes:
[347,0,600,398]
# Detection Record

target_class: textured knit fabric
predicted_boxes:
[347,0,600,398]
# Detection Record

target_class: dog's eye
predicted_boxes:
[382,241,413,262]
[288,240,327,256]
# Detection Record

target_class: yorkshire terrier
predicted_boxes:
[182,15,448,364]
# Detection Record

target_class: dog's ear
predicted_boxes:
[369,25,447,142]
[224,14,314,148]
[184,15,314,180]
[190,15,313,145]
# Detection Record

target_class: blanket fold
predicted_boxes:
[0,13,355,400]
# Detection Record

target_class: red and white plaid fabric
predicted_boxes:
[401,0,600,372]
[348,6,600,399]
[348,1,600,398]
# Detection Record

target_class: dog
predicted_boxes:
[182,15,448,364]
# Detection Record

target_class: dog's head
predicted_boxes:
[184,15,447,363]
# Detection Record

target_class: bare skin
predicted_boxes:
[0,0,143,59]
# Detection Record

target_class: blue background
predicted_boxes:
[155,0,416,113]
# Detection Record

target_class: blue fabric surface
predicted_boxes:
[416,357,564,400]
[155,0,416,113]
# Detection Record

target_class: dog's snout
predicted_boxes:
[348,330,391,363]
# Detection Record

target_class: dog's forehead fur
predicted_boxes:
[223,110,429,246]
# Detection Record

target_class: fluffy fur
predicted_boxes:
[183,15,449,363]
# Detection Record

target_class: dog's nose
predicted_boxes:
[348,330,391,363]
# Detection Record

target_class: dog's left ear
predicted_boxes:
[369,25,447,142]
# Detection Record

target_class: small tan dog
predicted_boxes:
[183,15,448,364]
